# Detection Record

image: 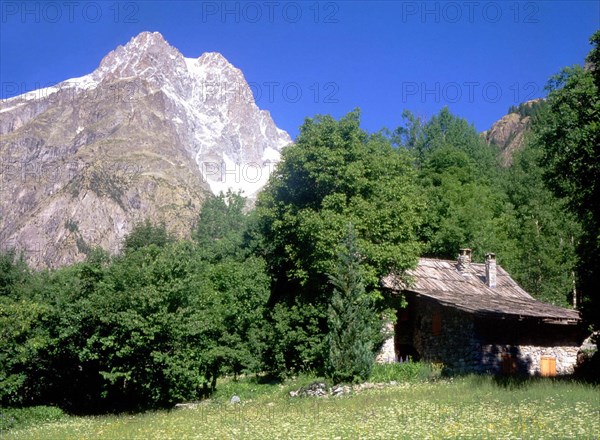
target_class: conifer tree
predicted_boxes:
[326,226,379,383]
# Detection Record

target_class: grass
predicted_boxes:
[369,361,444,383]
[3,370,599,439]
[0,406,66,432]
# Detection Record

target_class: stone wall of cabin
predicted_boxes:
[547,346,579,374]
[412,302,482,371]
[376,321,397,363]
[476,313,582,375]
[377,298,582,376]
[481,344,580,375]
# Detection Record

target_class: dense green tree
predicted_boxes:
[78,242,218,408]
[0,250,29,298]
[205,256,270,378]
[398,108,517,263]
[193,190,249,262]
[193,191,271,376]
[502,139,580,306]
[258,110,423,374]
[398,107,498,175]
[533,31,600,323]
[0,284,52,406]
[1,219,270,411]
[122,219,173,253]
[0,261,93,408]
[80,236,269,407]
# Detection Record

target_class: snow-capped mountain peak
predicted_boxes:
[0,31,291,268]
[2,31,291,198]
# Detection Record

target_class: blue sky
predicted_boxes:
[1,1,598,138]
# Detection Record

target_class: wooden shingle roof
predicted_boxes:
[382,258,580,324]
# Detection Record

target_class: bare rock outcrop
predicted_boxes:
[483,99,543,166]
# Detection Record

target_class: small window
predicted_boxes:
[540,356,557,377]
[432,312,442,336]
[501,353,517,375]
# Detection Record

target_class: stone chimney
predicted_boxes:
[485,253,497,288]
[456,248,472,273]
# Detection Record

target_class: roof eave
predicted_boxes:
[403,289,581,324]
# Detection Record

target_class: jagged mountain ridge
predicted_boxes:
[483,98,544,166]
[0,31,291,268]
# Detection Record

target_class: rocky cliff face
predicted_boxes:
[0,31,291,268]
[483,99,543,166]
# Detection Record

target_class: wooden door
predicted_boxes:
[540,356,556,377]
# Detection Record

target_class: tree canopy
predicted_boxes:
[257,110,423,374]
[532,30,600,321]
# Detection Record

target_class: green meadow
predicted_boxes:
[4,370,598,439]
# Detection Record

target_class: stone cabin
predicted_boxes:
[378,249,585,376]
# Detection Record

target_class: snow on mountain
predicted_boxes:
[2,31,291,198]
[0,31,292,268]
